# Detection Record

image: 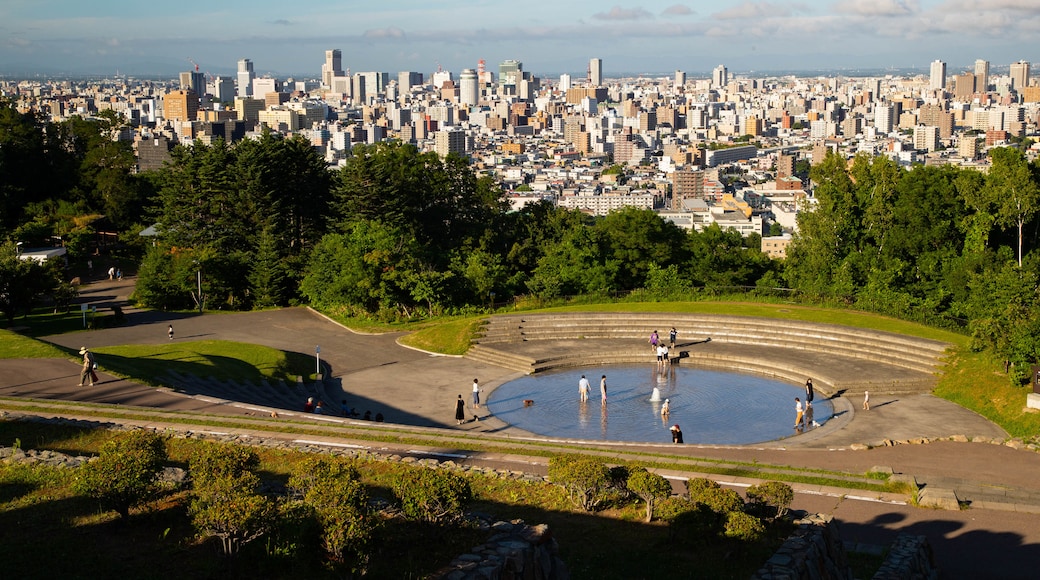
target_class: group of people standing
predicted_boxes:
[577,374,608,403]
[649,328,678,369]
[794,378,819,430]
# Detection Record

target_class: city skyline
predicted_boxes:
[1,1,1038,78]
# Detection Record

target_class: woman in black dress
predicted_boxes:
[455,394,466,425]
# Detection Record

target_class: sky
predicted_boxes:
[1,0,1037,79]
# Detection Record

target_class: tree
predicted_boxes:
[0,242,61,325]
[188,443,276,556]
[391,466,472,523]
[745,481,794,520]
[547,455,610,512]
[74,430,168,521]
[597,207,687,290]
[626,467,672,522]
[289,457,373,575]
[987,147,1039,267]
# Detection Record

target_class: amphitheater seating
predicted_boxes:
[465,312,952,398]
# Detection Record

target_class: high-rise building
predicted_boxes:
[180,71,206,96]
[237,59,255,97]
[712,65,728,89]
[322,49,344,89]
[1010,60,1030,91]
[499,60,522,95]
[874,103,894,133]
[434,128,467,158]
[559,73,572,92]
[163,90,199,122]
[675,70,686,89]
[459,69,478,107]
[954,73,976,100]
[974,59,990,92]
[398,71,423,91]
[589,58,602,87]
[929,59,946,91]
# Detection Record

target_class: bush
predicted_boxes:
[74,430,168,520]
[656,496,719,544]
[188,442,276,556]
[745,481,794,520]
[723,511,766,542]
[547,455,610,512]
[392,466,472,523]
[685,477,744,514]
[626,467,672,522]
[290,457,374,575]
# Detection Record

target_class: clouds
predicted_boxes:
[832,0,919,17]
[592,6,654,21]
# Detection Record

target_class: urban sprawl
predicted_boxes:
[7,53,1036,258]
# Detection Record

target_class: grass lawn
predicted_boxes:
[86,340,316,384]
[933,347,1040,439]
[0,329,69,359]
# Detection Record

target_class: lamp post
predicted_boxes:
[315,345,321,381]
[197,269,202,313]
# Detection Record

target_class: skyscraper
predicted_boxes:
[1010,60,1030,91]
[237,58,255,97]
[459,69,478,107]
[712,65,728,89]
[675,70,686,89]
[974,59,990,92]
[589,58,602,87]
[874,103,894,133]
[499,60,522,95]
[322,49,344,89]
[929,60,946,91]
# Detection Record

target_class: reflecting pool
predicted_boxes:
[486,366,833,445]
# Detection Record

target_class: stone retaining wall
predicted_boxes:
[433,520,569,580]
[871,534,939,580]
[752,513,853,580]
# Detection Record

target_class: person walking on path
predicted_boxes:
[168,324,174,340]
[648,330,659,352]
[669,327,677,348]
[471,378,481,408]
[455,394,466,425]
[78,347,95,387]
[805,378,814,402]
[863,390,870,411]
[578,375,591,402]
[805,400,815,428]
[108,266,115,280]
[599,375,608,403]
[794,397,804,429]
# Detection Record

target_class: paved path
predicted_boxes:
[3,276,1040,578]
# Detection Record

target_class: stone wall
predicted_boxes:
[872,534,939,580]
[752,514,852,580]
[433,520,569,580]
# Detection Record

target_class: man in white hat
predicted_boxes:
[78,347,95,386]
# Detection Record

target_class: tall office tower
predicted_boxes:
[954,73,976,99]
[163,90,199,122]
[559,73,572,91]
[712,65,728,88]
[929,59,946,90]
[974,59,990,91]
[434,129,467,158]
[589,58,603,86]
[874,103,894,133]
[1010,60,1030,91]
[459,69,479,107]
[209,77,236,103]
[398,71,423,91]
[237,58,255,97]
[180,71,206,96]
[499,60,522,95]
[322,49,344,88]
[675,70,686,89]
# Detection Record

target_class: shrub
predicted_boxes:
[290,457,374,575]
[656,496,719,544]
[547,455,610,512]
[745,481,794,520]
[685,477,744,514]
[188,442,276,556]
[74,430,168,520]
[626,467,672,522]
[723,511,766,542]
[392,466,472,523]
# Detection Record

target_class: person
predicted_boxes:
[375,412,384,422]
[455,394,466,425]
[108,266,115,280]
[472,378,481,408]
[670,424,684,444]
[661,399,670,417]
[314,401,324,414]
[168,324,174,340]
[804,400,815,428]
[669,327,677,348]
[303,397,315,413]
[78,347,95,387]
[578,375,591,402]
[656,343,667,367]
[805,378,814,402]
[340,399,353,417]
[648,330,659,351]
[87,259,93,275]
[363,410,372,421]
[116,268,122,281]
[863,390,870,411]
[599,375,608,403]
[794,397,803,429]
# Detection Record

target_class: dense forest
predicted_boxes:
[2,99,1040,381]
